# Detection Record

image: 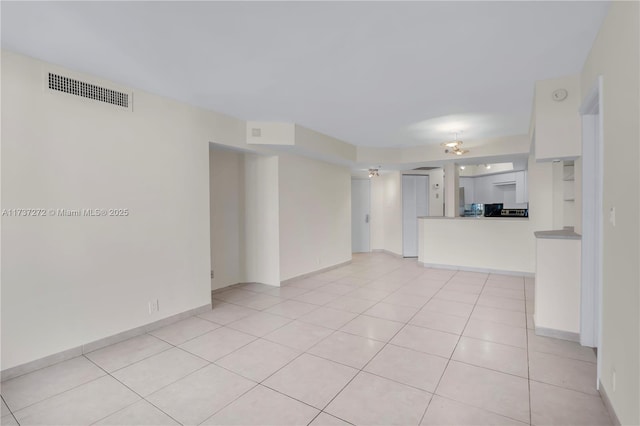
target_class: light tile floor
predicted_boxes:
[1,253,612,425]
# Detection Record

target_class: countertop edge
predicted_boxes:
[418,216,529,221]
[534,229,582,240]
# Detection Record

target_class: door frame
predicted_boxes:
[579,76,603,387]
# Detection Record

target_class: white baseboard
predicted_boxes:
[599,380,621,426]
[1,303,212,382]
[420,262,535,277]
[371,249,403,259]
[534,325,580,342]
[280,259,352,285]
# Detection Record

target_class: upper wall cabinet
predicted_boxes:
[533,75,582,161]
[463,171,528,205]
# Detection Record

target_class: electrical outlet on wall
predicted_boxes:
[148,299,159,314]
[609,207,616,227]
[211,270,214,279]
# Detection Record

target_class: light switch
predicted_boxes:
[609,207,616,227]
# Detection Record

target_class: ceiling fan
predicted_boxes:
[441,133,469,156]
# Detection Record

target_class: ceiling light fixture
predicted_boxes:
[441,132,469,156]
[460,166,466,170]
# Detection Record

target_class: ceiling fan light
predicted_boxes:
[441,140,462,148]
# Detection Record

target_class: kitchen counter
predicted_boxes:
[534,228,581,240]
[418,216,534,273]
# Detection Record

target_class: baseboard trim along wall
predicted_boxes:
[599,380,622,426]
[280,260,352,285]
[534,325,580,343]
[419,262,535,278]
[371,249,403,259]
[1,303,212,382]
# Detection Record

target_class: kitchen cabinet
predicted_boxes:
[462,171,528,206]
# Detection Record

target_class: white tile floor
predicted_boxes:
[1,253,613,426]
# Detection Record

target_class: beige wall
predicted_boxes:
[244,154,280,287]
[420,218,534,273]
[534,74,582,161]
[209,147,245,291]
[1,51,227,369]
[580,2,640,423]
[278,153,351,281]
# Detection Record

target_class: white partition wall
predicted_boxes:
[402,175,429,257]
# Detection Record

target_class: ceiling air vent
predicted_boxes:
[47,73,129,108]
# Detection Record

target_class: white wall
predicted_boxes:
[1,51,224,370]
[534,74,582,161]
[581,2,640,423]
[246,122,295,146]
[209,147,245,291]
[244,154,280,287]
[278,153,351,281]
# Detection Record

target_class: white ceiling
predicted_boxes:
[1,1,609,148]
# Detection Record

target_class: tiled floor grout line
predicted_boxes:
[82,354,187,426]
[3,258,606,426]
[176,306,340,424]
[1,394,20,426]
[251,263,415,425]
[416,270,486,425]
[88,320,288,426]
[313,267,457,423]
[524,277,533,426]
[2,368,113,417]
[195,382,262,426]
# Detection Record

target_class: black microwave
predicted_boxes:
[484,204,504,217]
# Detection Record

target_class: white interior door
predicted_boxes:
[351,179,370,253]
[403,175,429,257]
